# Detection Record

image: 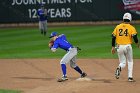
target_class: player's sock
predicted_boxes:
[44,31,46,36]
[61,64,66,76]
[74,66,82,74]
[41,30,43,34]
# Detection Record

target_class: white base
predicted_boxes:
[76,77,92,81]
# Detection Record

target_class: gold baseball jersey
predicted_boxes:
[112,23,137,45]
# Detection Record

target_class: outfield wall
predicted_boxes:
[0,0,140,23]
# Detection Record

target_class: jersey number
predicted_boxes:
[119,29,128,36]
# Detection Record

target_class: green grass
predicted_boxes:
[0,89,21,93]
[0,25,140,58]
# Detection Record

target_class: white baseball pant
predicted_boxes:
[60,48,77,68]
[117,44,133,78]
[39,20,47,31]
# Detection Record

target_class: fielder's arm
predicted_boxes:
[111,34,116,54]
[132,34,140,48]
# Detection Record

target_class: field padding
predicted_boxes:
[1,21,140,28]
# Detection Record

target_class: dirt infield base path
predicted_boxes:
[0,59,140,93]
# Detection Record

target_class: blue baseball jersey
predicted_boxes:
[37,9,47,21]
[52,34,73,51]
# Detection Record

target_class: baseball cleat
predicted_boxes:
[81,72,87,78]
[128,77,135,82]
[115,67,121,79]
[57,76,68,82]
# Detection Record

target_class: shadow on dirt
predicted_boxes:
[12,76,54,81]
[92,78,112,83]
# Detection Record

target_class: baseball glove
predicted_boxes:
[48,40,54,49]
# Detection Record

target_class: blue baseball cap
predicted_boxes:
[41,4,44,6]
[49,32,58,38]
[40,4,44,8]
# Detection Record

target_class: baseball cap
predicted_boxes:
[123,12,132,21]
[49,32,58,38]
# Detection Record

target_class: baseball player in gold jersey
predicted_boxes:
[111,12,140,82]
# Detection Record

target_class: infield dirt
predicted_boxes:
[0,59,140,93]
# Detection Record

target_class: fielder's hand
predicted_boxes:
[136,43,140,48]
[111,47,116,54]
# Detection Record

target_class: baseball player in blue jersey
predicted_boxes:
[49,32,87,82]
[37,5,47,36]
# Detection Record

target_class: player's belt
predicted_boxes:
[68,47,74,51]
[68,46,81,51]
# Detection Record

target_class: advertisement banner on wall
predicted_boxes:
[0,0,139,23]
[122,0,140,15]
